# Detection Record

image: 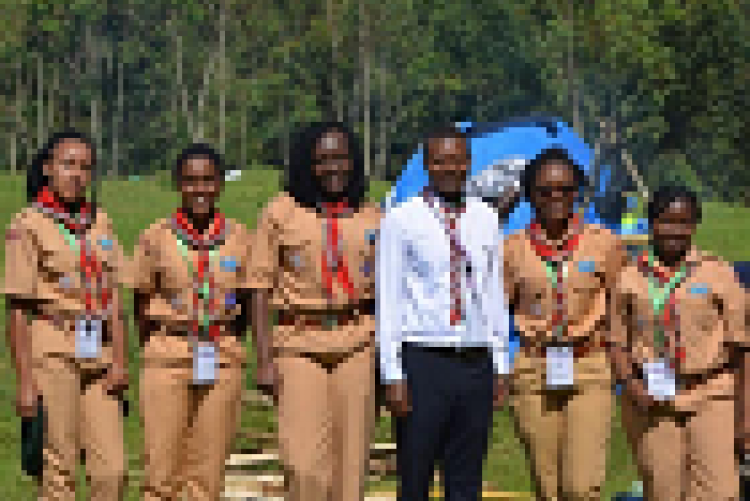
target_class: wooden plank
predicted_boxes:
[226,453,280,468]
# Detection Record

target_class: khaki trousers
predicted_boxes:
[621,394,739,501]
[140,363,244,501]
[35,354,126,501]
[276,342,376,501]
[511,349,613,501]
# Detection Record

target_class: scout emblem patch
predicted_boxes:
[689,283,709,295]
[98,237,113,251]
[365,229,378,245]
[220,256,237,272]
[577,260,595,273]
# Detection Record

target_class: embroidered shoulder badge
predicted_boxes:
[98,237,113,251]
[689,284,709,295]
[220,256,238,272]
[577,260,596,273]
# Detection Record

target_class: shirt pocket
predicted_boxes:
[278,230,318,293]
[39,239,80,293]
[678,286,718,333]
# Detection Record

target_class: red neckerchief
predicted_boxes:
[34,186,109,315]
[171,209,227,341]
[637,250,691,366]
[320,200,356,300]
[422,189,467,325]
[527,215,582,333]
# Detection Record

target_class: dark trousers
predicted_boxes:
[395,343,495,501]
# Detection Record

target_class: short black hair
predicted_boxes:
[285,121,367,209]
[647,185,702,225]
[27,130,97,202]
[423,125,470,164]
[173,143,226,185]
[520,146,588,203]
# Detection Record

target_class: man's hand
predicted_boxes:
[16,378,38,418]
[493,375,510,409]
[385,382,411,417]
[103,363,129,396]
[256,361,281,405]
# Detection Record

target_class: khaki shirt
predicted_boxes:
[128,217,252,366]
[2,207,127,362]
[504,223,627,346]
[247,193,381,354]
[610,247,747,411]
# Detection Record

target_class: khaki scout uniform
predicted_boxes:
[503,224,626,501]
[128,217,252,501]
[2,207,128,501]
[610,247,745,500]
[248,193,381,501]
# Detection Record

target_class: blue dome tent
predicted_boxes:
[383,117,630,364]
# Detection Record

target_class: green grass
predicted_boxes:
[0,170,747,499]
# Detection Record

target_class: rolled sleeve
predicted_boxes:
[129,231,158,293]
[608,278,630,349]
[711,261,748,348]
[2,218,38,299]
[246,204,280,290]
[99,214,128,287]
[376,211,405,383]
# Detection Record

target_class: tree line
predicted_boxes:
[0,0,747,202]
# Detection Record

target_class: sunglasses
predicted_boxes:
[536,186,579,198]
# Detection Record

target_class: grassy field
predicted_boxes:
[0,169,748,500]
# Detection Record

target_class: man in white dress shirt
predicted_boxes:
[377,126,510,501]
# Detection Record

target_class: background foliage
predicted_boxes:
[0,0,747,200]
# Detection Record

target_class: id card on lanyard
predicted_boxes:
[176,238,218,384]
[56,223,103,360]
[543,261,574,387]
[643,359,677,400]
[644,262,687,400]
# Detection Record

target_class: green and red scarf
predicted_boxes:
[34,186,109,315]
[171,209,227,341]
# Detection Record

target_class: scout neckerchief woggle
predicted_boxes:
[171,208,227,342]
[34,186,110,318]
[320,200,356,301]
[637,248,691,370]
[422,189,470,326]
[527,214,583,339]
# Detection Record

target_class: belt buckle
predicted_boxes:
[322,314,338,330]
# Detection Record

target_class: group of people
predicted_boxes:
[2,121,748,501]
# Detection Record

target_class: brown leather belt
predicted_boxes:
[677,364,734,392]
[520,337,606,358]
[277,301,373,330]
[39,313,80,331]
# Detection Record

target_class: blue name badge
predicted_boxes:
[577,260,596,273]
[690,284,709,295]
[220,256,237,272]
[98,237,113,251]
